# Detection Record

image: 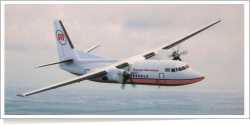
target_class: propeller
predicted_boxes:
[131,84,136,88]
[121,70,131,90]
[169,44,188,61]
[121,83,137,90]
[121,84,126,90]
[122,71,131,82]
[120,65,137,90]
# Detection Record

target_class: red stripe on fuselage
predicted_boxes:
[71,72,204,85]
[127,77,205,85]
[72,73,83,76]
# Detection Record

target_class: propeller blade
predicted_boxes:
[171,48,175,52]
[132,84,136,88]
[121,84,125,90]
[178,57,182,61]
[169,55,173,57]
[180,50,188,55]
[177,44,180,52]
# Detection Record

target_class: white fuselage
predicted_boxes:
[62,59,205,86]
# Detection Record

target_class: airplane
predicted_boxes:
[17,19,221,97]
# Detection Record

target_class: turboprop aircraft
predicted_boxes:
[17,19,221,97]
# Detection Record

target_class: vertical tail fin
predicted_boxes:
[52,20,117,75]
[53,20,77,61]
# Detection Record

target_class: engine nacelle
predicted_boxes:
[104,68,131,83]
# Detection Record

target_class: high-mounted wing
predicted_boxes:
[17,70,107,97]
[104,19,221,70]
[159,19,221,50]
[141,19,221,59]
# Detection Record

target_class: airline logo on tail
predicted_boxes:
[56,30,67,45]
[58,34,64,41]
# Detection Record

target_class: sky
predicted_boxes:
[3,3,246,96]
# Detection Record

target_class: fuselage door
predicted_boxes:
[159,73,165,84]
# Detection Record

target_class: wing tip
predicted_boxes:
[16,94,25,97]
[217,19,221,22]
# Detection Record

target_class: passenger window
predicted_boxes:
[146,75,148,78]
[144,75,145,78]
[141,75,143,77]
[165,68,170,72]
[135,74,137,77]
[171,68,176,72]
[138,75,140,78]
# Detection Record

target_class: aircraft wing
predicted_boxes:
[159,19,221,50]
[108,19,221,66]
[142,19,221,59]
[17,70,107,97]
[100,20,222,69]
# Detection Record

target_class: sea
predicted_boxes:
[4,86,244,116]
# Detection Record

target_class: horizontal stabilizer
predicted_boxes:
[35,59,73,68]
[84,44,101,53]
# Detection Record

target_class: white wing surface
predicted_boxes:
[140,19,221,60]
[17,70,107,97]
[108,19,221,65]
[158,19,221,50]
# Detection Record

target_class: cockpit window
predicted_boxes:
[168,64,189,73]
[178,66,186,71]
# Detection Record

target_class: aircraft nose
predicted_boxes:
[193,70,205,81]
[187,69,205,81]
